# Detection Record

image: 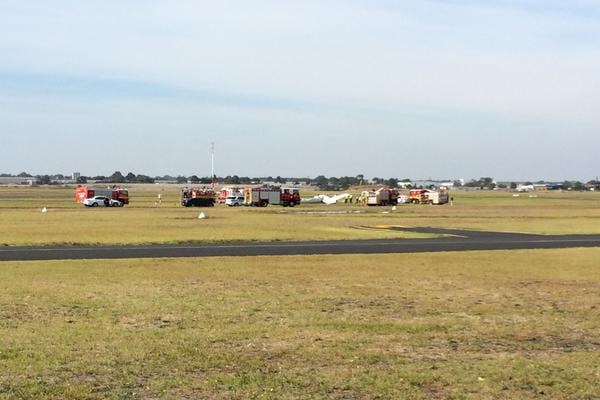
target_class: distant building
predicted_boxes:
[0,177,37,185]
[72,172,81,181]
[412,180,445,189]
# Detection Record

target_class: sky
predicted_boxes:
[1,1,599,181]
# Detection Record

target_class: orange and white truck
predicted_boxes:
[409,189,449,205]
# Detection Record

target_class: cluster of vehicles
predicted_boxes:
[75,187,129,207]
[182,186,301,207]
[214,186,447,207]
[357,188,449,206]
[82,196,124,207]
[75,185,448,209]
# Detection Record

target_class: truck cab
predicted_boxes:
[280,188,300,207]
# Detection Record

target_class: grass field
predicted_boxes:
[1,185,599,399]
[1,185,599,246]
[1,249,599,399]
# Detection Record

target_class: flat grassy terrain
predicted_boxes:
[1,249,598,399]
[0,185,599,246]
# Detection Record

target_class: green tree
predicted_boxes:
[328,177,340,190]
[136,175,155,183]
[338,176,357,189]
[386,178,398,188]
[586,180,600,190]
[314,175,328,189]
[125,172,136,182]
[109,171,125,183]
[37,175,51,185]
[225,175,240,184]
[356,174,365,185]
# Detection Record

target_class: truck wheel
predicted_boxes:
[233,203,239,207]
[289,201,295,207]
[261,200,268,207]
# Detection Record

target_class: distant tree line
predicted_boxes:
[3,171,600,191]
[461,178,597,191]
[464,177,496,189]
[91,171,155,184]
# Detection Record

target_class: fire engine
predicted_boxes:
[181,187,216,207]
[357,187,399,206]
[243,187,300,207]
[75,186,129,205]
[409,189,449,205]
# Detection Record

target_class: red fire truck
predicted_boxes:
[409,189,449,205]
[181,187,216,207]
[75,186,129,205]
[243,187,300,207]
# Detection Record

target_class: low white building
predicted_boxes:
[0,177,37,185]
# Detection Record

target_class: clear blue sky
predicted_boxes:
[1,1,599,180]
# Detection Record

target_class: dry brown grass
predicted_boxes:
[1,249,598,399]
[1,186,600,246]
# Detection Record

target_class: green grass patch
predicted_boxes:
[1,186,600,246]
[1,249,598,399]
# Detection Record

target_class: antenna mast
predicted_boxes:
[210,142,215,190]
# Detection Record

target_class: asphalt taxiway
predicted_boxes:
[2,227,600,261]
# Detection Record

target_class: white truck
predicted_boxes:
[225,195,245,206]
[424,190,449,205]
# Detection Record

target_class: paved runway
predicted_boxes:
[2,227,600,261]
